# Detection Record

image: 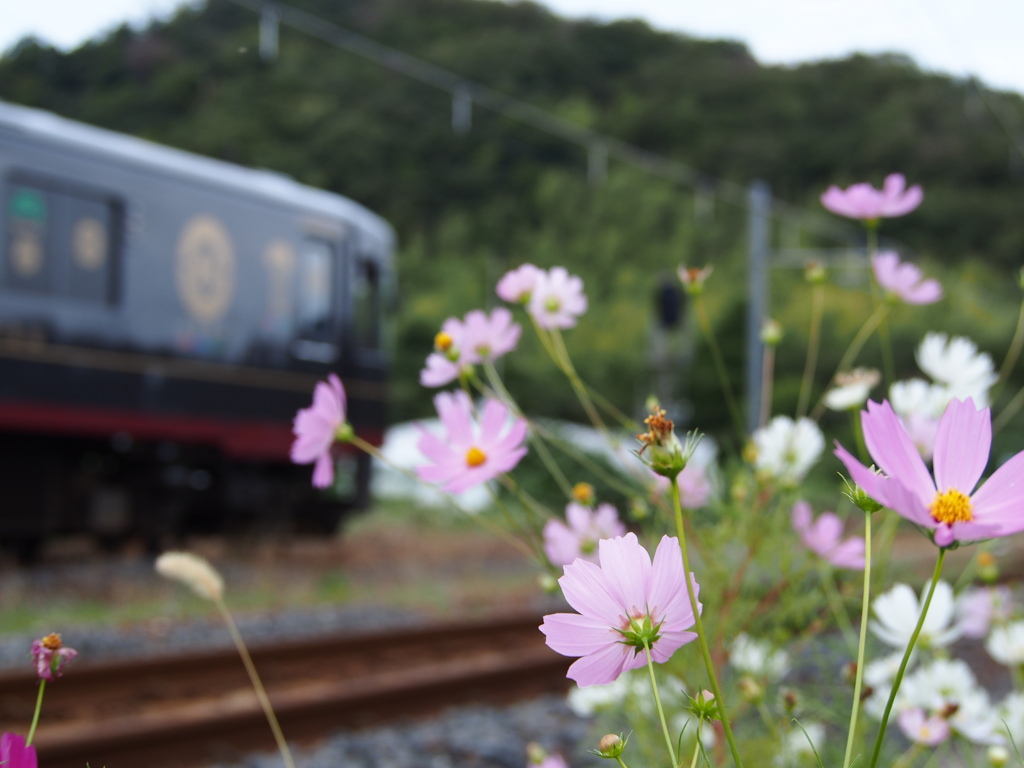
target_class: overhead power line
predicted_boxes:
[229,0,862,247]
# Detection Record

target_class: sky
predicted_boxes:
[3,0,1024,96]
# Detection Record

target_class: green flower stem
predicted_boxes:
[865,226,895,384]
[841,511,872,768]
[811,302,890,421]
[693,294,745,438]
[549,328,607,433]
[25,679,46,746]
[671,482,745,768]
[643,643,679,768]
[614,757,630,768]
[866,548,947,768]
[688,730,703,768]
[349,435,537,560]
[994,296,1024,400]
[482,362,574,499]
[796,282,825,419]
[994,384,1024,434]
[215,597,295,768]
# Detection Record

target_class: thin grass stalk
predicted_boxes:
[811,302,890,421]
[796,282,825,419]
[215,598,295,768]
[866,549,947,768]
[692,293,745,438]
[760,343,775,429]
[841,511,872,768]
[994,296,1024,401]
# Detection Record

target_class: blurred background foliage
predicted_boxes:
[3,0,1023,443]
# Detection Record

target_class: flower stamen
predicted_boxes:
[465,447,487,467]
[930,488,973,526]
[434,331,454,352]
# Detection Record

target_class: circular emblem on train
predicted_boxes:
[72,217,106,270]
[176,215,235,323]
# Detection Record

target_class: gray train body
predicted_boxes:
[0,101,394,554]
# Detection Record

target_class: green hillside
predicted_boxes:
[3,0,1022,430]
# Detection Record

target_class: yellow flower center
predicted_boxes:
[434,332,454,352]
[465,447,487,467]
[572,482,595,505]
[930,488,973,526]
[41,633,62,650]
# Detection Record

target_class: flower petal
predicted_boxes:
[565,641,635,687]
[597,534,651,611]
[970,449,1024,529]
[862,400,936,504]
[932,398,990,495]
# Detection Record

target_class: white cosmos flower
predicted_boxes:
[729,633,790,680]
[824,368,881,411]
[751,416,824,485]
[916,333,997,407]
[986,621,1024,667]
[774,721,825,765]
[997,692,1024,746]
[896,659,1000,745]
[870,581,961,651]
[888,378,948,460]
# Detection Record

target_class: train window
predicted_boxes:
[4,178,119,304]
[295,236,336,343]
[352,257,381,350]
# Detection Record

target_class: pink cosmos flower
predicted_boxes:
[835,398,1024,548]
[540,533,700,687]
[420,316,467,388]
[820,173,923,220]
[461,307,521,363]
[956,585,1014,639]
[0,733,37,768]
[543,502,627,567]
[790,500,865,570]
[31,633,77,682]
[497,263,543,304]
[291,373,349,488]
[897,708,950,747]
[528,267,588,329]
[416,390,528,493]
[872,252,943,305]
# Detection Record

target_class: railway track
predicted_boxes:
[0,613,570,768]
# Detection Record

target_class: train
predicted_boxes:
[0,100,394,557]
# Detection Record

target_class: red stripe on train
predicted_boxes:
[0,400,382,461]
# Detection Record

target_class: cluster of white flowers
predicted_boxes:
[889,333,997,459]
[750,416,825,486]
[729,633,791,681]
[864,580,1021,749]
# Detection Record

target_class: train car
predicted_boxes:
[0,100,394,556]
